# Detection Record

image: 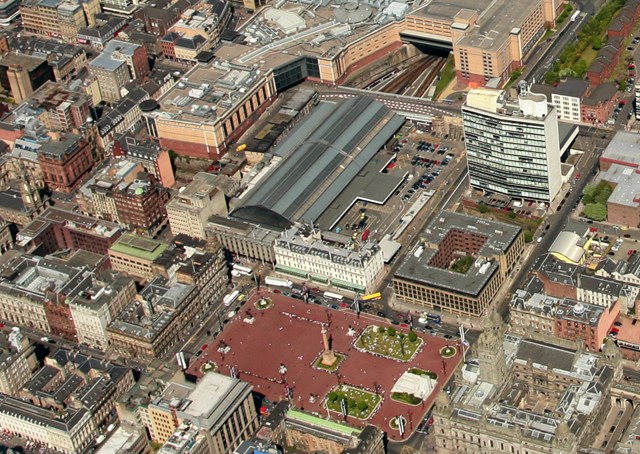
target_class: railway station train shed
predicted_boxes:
[230,96,407,230]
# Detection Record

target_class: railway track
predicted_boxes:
[414,57,447,98]
[380,56,435,94]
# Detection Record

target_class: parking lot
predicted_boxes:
[334,125,465,243]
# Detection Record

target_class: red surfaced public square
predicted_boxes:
[187,290,462,441]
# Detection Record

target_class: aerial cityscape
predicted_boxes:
[0,0,638,452]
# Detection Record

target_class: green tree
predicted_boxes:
[387,326,396,337]
[357,401,368,412]
[408,331,418,342]
[591,36,603,50]
[478,203,489,213]
[573,59,588,77]
[583,203,608,221]
[377,326,385,334]
[328,392,338,403]
[508,211,517,219]
[594,185,612,204]
[582,184,597,205]
[348,398,357,409]
[524,231,534,243]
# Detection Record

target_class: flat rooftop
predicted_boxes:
[154,60,264,125]
[601,131,640,167]
[411,0,486,20]
[109,234,169,261]
[600,164,640,208]
[231,2,397,65]
[395,211,520,296]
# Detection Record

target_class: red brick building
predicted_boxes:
[160,32,179,60]
[112,175,169,235]
[553,300,620,352]
[38,135,94,193]
[532,254,582,300]
[44,296,77,341]
[17,206,122,257]
[581,82,618,125]
[587,41,622,87]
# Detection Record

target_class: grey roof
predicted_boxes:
[529,84,554,99]
[600,163,640,208]
[90,52,126,72]
[533,253,584,286]
[582,82,617,105]
[558,121,579,154]
[394,211,521,296]
[554,78,589,98]
[515,339,575,372]
[601,131,640,167]
[577,274,622,297]
[235,96,404,226]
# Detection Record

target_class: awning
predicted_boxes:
[310,273,329,283]
[331,278,365,292]
[275,264,308,278]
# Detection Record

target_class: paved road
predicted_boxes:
[493,133,605,318]
[523,0,601,85]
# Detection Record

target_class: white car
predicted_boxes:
[418,317,429,324]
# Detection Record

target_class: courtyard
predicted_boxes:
[187,290,462,441]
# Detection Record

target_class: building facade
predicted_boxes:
[274,225,385,293]
[37,135,95,193]
[19,0,100,42]
[166,172,228,240]
[68,271,136,350]
[510,287,621,352]
[463,88,563,202]
[394,211,524,317]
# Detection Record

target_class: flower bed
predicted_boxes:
[354,326,423,362]
[439,346,457,358]
[325,385,381,420]
[391,391,422,405]
[200,361,217,374]
[408,367,438,380]
[254,298,273,310]
[313,352,345,372]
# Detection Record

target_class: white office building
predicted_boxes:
[463,88,563,201]
[274,225,384,293]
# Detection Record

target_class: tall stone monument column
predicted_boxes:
[321,326,336,366]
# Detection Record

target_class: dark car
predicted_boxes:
[391,320,400,326]
[444,334,453,339]
[377,311,387,318]
[614,321,623,326]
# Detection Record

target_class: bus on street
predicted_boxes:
[323,291,344,301]
[232,264,254,277]
[265,276,293,288]
[362,292,382,301]
[223,290,240,306]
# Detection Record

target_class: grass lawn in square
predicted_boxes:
[326,385,381,420]
[354,325,423,362]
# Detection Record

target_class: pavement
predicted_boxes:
[186,291,463,442]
